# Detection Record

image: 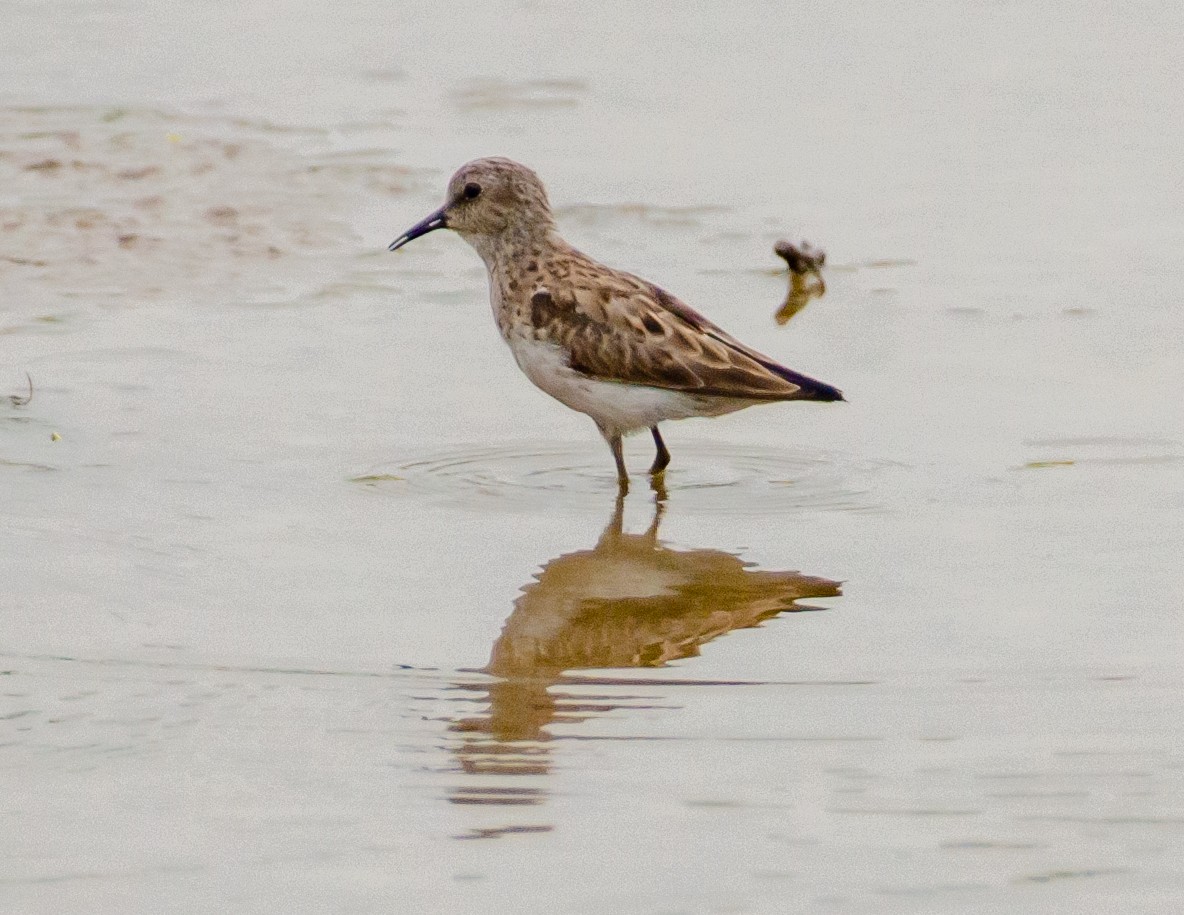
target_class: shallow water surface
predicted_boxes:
[3,1,1184,912]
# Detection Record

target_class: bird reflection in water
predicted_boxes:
[446,493,840,815]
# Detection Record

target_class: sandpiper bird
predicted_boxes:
[389,157,843,491]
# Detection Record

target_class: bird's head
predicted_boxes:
[388,157,555,256]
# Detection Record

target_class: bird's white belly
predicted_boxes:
[506,336,705,435]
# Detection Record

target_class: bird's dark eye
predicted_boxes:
[463,182,482,200]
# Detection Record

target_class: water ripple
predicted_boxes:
[351,440,891,515]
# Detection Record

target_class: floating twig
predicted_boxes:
[773,240,827,325]
[7,372,33,406]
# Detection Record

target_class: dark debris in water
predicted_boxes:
[773,239,827,325]
[1016,867,1131,884]
[7,372,33,406]
[774,239,826,275]
[454,824,553,840]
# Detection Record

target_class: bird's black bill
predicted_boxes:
[388,206,448,251]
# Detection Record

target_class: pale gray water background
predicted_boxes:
[3,1,1184,912]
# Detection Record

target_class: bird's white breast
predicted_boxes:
[505,334,703,436]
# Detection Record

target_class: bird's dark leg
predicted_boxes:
[595,421,630,493]
[649,426,671,475]
[608,432,629,493]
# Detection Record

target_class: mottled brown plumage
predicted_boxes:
[389,157,842,490]
[523,270,832,400]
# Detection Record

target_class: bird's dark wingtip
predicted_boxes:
[764,361,844,403]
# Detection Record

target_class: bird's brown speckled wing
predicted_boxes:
[529,275,842,402]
